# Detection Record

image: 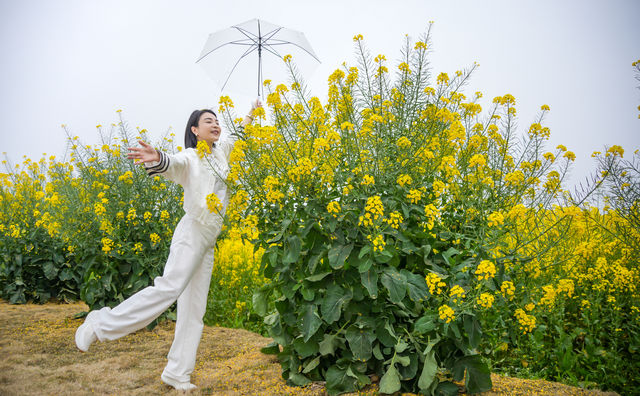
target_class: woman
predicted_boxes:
[75,100,261,391]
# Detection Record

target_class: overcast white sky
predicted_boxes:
[1,0,638,194]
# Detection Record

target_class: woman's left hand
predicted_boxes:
[244,99,263,125]
[251,99,263,112]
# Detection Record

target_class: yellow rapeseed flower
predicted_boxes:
[101,237,114,253]
[406,189,422,204]
[150,232,160,245]
[425,273,446,295]
[385,211,403,229]
[361,174,375,186]
[500,281,515,300]
[449,285,466,304]
[436,72,449,86]
[487,211,504,227]
[475,260,496,281]
[396,136,411,149]
[206,193,223,213]
[327,201,341,217]
[439,304,455,323]
[477,293,495,308]
[396,174,412,187]
[366,233,385,252]
[469,154,486,168]
[514,308,536,334]
[196,140,211,158]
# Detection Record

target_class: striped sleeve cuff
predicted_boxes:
[144,150,170,176]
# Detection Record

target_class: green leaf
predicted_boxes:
[42,261,58,280]
[448,321,461,339]
[301,286,315,301]
[300,304,323,342]
[394,338,408,353]
[435,381,460,396]
[308,251,323,274]
[421,245,432,262]
[374,249,394,263]
[260,341,280,355]
[381,268,407,304]
[441,247,460,267]
[379,364,401,394]
[321,284,353,324]
[463,314,482,350]
[452,355,492,394]
[376,320,397,347]
[414,314,438,334]
[347,365,371,386]
[59,268,73,281]
[118,263,131,274]
[328,243,354,269]
[267,218,291,243]
[418,350,438,391]
[396,354,411,367]
[373,343,384,360]
[302,356,320,373]
[306,271,331,282]
[288,372,311,386]
[319,333,340,356]
[283,235,302,264]
[357,257,373,273]
[358,245,371,259]
[360,269,378,298]
[293,336,319,358]
[404,270,429,302]
[346,326,375,361]
[398,353,418,381]
[326,365,357,395]
[252,284,272,316]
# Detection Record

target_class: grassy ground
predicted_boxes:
[0,300,619,396]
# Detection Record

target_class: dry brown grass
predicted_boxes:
[0,300,619,396]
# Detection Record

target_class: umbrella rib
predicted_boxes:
[261,44,284,59]
[233,26,263,45]
[219,45,260,92]
[196,39,258,63]
[262,41,321,63]
[233,25,283,47]
[260,27,283,42]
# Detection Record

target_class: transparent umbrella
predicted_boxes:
[196,18,321,98]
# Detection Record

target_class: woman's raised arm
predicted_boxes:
[128,140,191,186]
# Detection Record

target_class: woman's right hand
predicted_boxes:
[127,140,160,165]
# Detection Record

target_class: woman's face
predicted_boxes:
[192,112,221,146]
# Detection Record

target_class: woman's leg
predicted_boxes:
[162,240,216,383]
[87,215,213,342]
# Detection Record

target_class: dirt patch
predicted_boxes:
[0,301,618,395]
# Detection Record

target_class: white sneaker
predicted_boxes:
[75,312,98,352]
[161,373,197,391]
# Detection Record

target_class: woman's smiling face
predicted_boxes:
[192,112,221,146]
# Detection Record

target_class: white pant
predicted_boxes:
[87,214,220,383]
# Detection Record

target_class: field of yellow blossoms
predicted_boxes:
[1,29,639,395]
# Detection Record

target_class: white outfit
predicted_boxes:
[85,132,239,384]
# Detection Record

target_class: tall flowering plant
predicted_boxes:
[218,25,586,395]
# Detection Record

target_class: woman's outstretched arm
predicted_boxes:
[127,140,191,185]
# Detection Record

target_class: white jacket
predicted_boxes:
[143,133,239,229]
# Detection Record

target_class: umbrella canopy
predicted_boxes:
[196,18,320,98]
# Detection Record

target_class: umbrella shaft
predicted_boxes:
[257,44,262,98]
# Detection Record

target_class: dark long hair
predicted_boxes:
[184,109,217,149]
